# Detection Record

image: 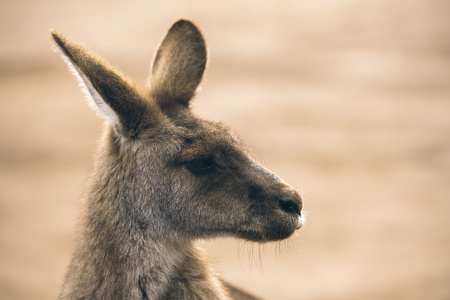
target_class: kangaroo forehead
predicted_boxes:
[177,120,245,157]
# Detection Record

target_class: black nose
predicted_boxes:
[277,196,301,215]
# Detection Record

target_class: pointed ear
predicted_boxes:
[150,19,207,112]
[51,30,153,137]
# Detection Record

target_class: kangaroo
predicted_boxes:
[51,19,303,300]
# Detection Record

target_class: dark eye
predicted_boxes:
[185,157,215,175]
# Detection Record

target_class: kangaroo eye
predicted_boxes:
[185,157,215,175]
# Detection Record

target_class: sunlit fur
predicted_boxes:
[52,19,303,300]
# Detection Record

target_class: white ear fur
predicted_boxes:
[58,51,119,126]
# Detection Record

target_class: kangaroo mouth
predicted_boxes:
[237,215,302,242]
[237,227,295,242]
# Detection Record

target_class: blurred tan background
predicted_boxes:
[1,0,449,299]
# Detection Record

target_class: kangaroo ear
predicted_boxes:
[51,30,152,137]
[150,19,207,113]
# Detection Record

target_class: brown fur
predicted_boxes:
[52,19,303,300]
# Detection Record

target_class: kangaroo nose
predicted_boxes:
[277,195,301,215]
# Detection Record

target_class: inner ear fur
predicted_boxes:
[150,19,207,113]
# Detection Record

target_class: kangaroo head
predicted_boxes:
[52,19,303,243]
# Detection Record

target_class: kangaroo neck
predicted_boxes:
[62,160,194,299]
[65,196,194,299]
